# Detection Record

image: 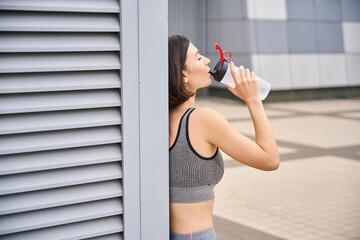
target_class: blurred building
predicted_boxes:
[169,0,360,100]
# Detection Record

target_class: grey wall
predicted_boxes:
[121,1,141,239]
[117,0,171,239]
[168,0,207,55]
[138,0,169,239]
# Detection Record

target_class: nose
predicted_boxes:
[204,56,211,65]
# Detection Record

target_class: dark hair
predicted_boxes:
[168,35,195,109]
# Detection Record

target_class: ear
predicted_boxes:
[182,70,189,83]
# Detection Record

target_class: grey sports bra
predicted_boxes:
[169,108,224,203]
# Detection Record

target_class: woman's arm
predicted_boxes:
[201,62,279,171]
[245,98,279,170]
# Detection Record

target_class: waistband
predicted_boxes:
[170,227,217,240]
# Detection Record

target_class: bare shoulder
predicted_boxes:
[191,107,238,147]
[192,107,229,128]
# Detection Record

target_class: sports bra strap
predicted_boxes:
[169,108,193,151]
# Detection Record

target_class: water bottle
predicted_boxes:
[209,43,271,100]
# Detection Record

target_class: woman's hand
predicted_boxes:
[227,61,260,104]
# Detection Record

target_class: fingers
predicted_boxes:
[245,68,251,81]
[229,62,235,77]
[251,71,256,80]
[231,62,257,84]
[227,64,259,101]
[239,65,246,81]
[230,62,240,85]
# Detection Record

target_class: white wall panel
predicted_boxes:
[346,54,360,86]
[343,22,360,53]
[252,54,291,90]
[290,54,320,89]
[318,54,347,87]
[253,0,287,20]
[246,0,256,19]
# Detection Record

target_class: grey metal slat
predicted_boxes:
[0,144,122,176]
[0,11,120,32]
[0,180,122,215]
[0,126,122,155]
[0,108,121,134]
[85,233,123,240]
[0,216,123,240]
[0,52,121,73]
[0,32,121,52]
[0,89,121,114]
[0,0,120,13]
[0,71,120,94]
[0,198,123,235]
[0,162,122,195]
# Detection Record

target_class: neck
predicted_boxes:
[171,95,196,114]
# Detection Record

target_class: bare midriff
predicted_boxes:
[169,198,215,234]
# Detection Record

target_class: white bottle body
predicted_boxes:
[220,65,271,100]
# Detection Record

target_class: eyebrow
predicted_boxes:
[194,50,199,56]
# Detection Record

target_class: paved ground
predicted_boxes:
[195,96,360,240]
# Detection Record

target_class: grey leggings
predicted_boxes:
[170,228,217,240]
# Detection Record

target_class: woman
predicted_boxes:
[168,35,280,240]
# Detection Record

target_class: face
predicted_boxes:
[182,42,211,93]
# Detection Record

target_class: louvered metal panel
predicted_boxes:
[0,52,121,73]
[0,216,123,240]
[86,233,123,240]
[0,71,121,93]
[0,1,123,239]
[0,180,123,215]
[0,11,120,32]
[0,108,121,134]
[0,162,122,195]
[0,198,123,235]
[0,0,120,13]
[0,33,121,52]
[0,144,122,175]
[0,90,121,114]
[0,126,122,155]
